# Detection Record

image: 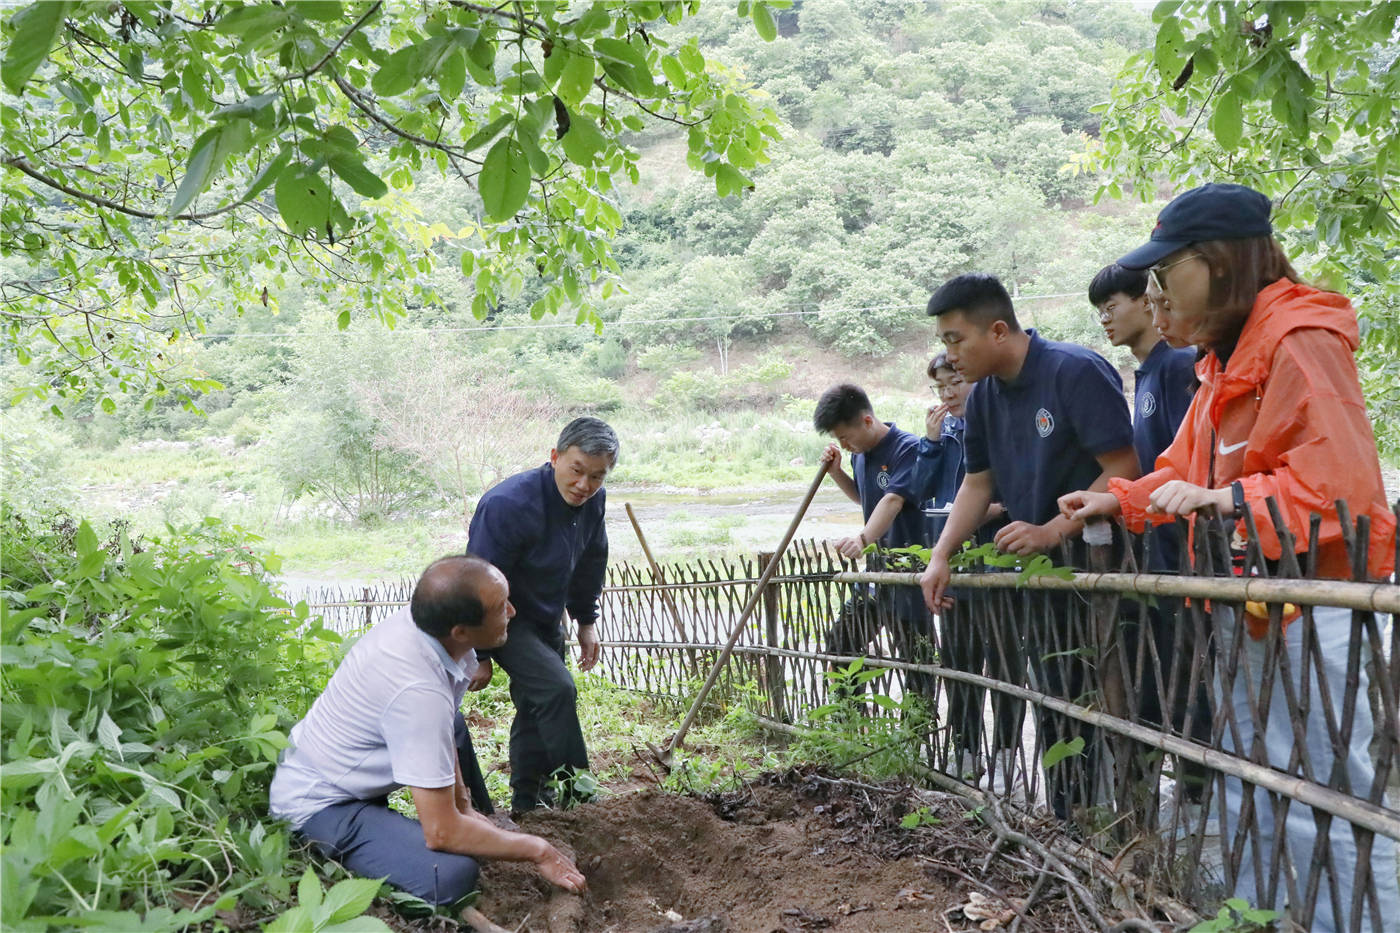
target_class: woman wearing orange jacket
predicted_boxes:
[1059,183,1397,931]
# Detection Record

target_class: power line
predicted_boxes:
[192,291,1082,341]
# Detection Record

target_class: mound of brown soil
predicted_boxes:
[474,769,1071,933]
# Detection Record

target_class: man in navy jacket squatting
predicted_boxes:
[467,417,616,815]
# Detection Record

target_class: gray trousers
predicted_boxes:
[296,712,489,905]
[1217,605,1400,931]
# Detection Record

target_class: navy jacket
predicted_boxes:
[466,464,608,658]
[916,415,966,509]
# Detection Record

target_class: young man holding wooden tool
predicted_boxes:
[814,383,934,703]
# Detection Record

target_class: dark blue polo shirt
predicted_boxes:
[466,463,608,656]
[963,330,1133,527]
[1133,341,1197,570]
[853,423,923,549]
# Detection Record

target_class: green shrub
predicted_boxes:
[0,507,354,930]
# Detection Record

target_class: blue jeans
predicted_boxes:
[1216,605,1399,931]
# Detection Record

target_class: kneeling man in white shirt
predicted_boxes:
[270,555,586,906]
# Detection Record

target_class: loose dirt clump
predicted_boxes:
[474,767,1088,932]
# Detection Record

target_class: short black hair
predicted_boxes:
[557,416,619,462]
[410,555,496,638]
[813,383,873,433]
[926,273,1020,331]
[1088,263,1148,306]
[927,351,954,379]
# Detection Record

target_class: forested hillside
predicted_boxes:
[4,2,1171,536]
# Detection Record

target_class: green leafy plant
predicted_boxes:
[264,869,391,933]
[899,806,941,829]
[1,1,783,408]
[1189,897,1280,933]
[0,507,345,930]
[793,659,935,780]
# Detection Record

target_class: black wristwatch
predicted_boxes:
[1230,480,1245,518]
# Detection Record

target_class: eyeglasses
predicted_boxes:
[1147,252,1200,298]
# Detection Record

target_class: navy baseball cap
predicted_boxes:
[1118,183,1273,270]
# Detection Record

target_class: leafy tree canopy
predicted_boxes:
[1093,0,1400,452]
[1095,0,1398,286]
[1,0,782,411]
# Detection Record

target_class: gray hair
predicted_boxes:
[556,416,619,463]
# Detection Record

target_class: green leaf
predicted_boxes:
[290,0,345,21]
[715,163,750,197]
[555,48,596,107]
[212,92,278,121]
[561,113,604,166]
[1210,87,1243,151]
[439,47,466,101]
[214,5,289,36]
[96,710,123,759]
[265,905,312,933]
[320,877,384,924]
[2,1,72,95]
[660,55,687,88]
[462,114,514,152]
[321,919,393,933]
[275,164,333,236]
[593,38,653,96]
[1041,736,1086,769]
[242,147,293,202]
[75,520,99,557]
[752,2,778,41]
[479,137,531,221]
[168,130,221,217]
[329,155,387,199]
[297,868,323,912]
[372,46,421,97]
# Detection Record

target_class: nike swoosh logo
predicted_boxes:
[1218,439,1248,455]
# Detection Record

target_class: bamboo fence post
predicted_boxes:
[1085,522,1133,833]
[758,550,787,722]
[623,502,699,676]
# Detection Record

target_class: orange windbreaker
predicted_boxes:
[1109,278,1395,582]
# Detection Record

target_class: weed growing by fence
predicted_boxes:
[0,507,365,930]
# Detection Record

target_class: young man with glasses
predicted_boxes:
[1089,262,1211,809]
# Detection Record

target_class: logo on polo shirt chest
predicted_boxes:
[877,465,890,490]
[1140,391,1157,417]
[1035,408,1054,438]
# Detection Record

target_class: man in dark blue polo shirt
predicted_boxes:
[1090,263,1197,573]
[814,384,931,701]
[467,417,615,815]
[918,273,1140,820]
[1090,262,1210,800]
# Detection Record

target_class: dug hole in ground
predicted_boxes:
[473,767,1117,933]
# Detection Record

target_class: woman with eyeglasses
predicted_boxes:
[1057,183,1397,931]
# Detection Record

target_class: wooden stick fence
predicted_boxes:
[299,501,1400,931]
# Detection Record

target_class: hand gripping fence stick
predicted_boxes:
[650,461,830,768]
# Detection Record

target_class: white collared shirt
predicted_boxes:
[270,606,478,828]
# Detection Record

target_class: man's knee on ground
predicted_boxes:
[422,853,481,905]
